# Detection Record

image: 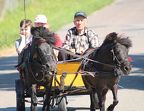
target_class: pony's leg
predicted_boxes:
[107,85,119,111]
[97,89,108,111]
[42,79,53,111]
[90,91,99,111]
[31,84,37,111]
[42,87,51,111]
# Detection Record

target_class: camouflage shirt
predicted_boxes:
[63,27,99,54]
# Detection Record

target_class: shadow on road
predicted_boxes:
[0,54,144,92]
[0,56,18,70]
[0,72,18,91]
[130,54,144,69]
[0,56,19,91]
[119,54,144,90]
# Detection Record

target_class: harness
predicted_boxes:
[54,46,116,68]
[25,39,57,82]
[54,45,128,77]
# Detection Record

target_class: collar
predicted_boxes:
[74,27,88,36]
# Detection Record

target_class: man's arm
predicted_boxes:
[88,30,99,48]
[63,30,72,50]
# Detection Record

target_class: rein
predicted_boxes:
[53,46,127,77]
[53,46,116,68]
[33,40,109,67]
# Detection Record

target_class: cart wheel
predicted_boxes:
[15,79,25,111]
[57,97,67,111]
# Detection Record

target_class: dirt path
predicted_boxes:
[0,0,144,111]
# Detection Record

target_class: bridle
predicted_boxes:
[111,46,130,75]
[28,38,55,82]
[111,49,124,68]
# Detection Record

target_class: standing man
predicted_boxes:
[63,11,99,55]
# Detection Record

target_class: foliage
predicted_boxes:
[0,0,114,49]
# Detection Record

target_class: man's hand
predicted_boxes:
[79,47,85,55]
[19,34,26,39]
[69,49,75,53]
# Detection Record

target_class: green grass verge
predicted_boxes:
[0,0,114,49]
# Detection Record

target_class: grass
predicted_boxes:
[0,0,114,49]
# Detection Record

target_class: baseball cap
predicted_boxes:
[74,11,87,18]
[34,14,47,23]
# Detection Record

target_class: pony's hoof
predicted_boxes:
[107,106,114,111]
[95,105,99,109]
[107,109,113,111]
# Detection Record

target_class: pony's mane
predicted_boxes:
[102,32,132,48]
[31,27,56,45]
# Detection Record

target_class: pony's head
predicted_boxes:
[31,26,56,45]
[30,27,57,76]
[104,32,132,75]
[95,32,132,75]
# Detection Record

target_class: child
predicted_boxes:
[15,19,33,55]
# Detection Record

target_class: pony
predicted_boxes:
[17,27,57,111]
[80,32,132,111]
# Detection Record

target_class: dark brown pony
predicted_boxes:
[80,32,132,111]
[17,27,57,111]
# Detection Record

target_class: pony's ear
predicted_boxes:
[31,27,41,38]
[103,32,118,44]
[31,27,47,39]
[106,32,117,41]
[31,27,36,35]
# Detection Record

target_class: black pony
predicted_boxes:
[17,27,57,111]
[80,32,132,111]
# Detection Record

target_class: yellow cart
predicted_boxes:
[54,61,84,86]
[51,60,88,95]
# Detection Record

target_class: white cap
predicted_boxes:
[34,14,47,23]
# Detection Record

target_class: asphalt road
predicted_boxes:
[0,0,144,111]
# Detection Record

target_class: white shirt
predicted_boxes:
[15,35,32,54]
